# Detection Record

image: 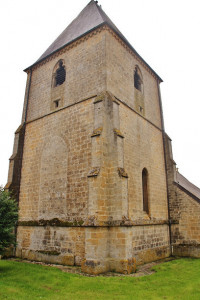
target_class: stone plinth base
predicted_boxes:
[81,258,136,275]
[16,248,75,266]
[173,244,200,258]
[16,224,171,274]
[81,259,109,275]
[135,246,171,265]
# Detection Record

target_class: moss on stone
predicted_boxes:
[18,218,85,227]
[37,250,60,256]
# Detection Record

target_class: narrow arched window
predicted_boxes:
[134,66,143,92]
[55,60,66,86]
[142,168,149,213]
[51,60,66,110]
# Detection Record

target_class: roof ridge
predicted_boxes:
[95,2,107,22]
[92,1,107,23]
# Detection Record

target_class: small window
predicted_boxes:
[139,106,143,113]
[142,168,149,213]
[55,60,66,86]
[134,66,143,92]
[54,99,60,108]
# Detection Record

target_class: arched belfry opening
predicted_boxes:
[51,59,66,110]
[52,59,66,87]
[142,168,149,214]
[134,66,143,92]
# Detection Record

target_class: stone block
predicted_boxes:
[81,259,109,275]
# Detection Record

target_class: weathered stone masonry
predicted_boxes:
[6,0,200,274]
[164,135,200,258]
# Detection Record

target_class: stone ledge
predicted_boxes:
[88,167,100,177]
[91,127,103,137]
[93,91,120,105]
[18,217,169,227]
[118,167,128,178]
[114,128,124,138]
[93,94,104,104]
[18,218,84,227]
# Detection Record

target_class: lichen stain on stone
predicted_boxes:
[37,250,60,256]
[113,128,124,138]
[85,260,100,267]
[88,167,100,177]
[18,218,85,227]
[93,94,105,104]
[118,167,128,178]
[91,127,103,137]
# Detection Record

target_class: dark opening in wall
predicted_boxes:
[54,100,60,108]
[134,66,143,92]
[142,168,149,213]
[55,61,66,86]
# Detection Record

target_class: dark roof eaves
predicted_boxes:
[174,182,200,204]
[23,23,105,72]
[24,22,163,82]
[106,24,163,82]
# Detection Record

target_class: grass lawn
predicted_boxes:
[0,258,199,300]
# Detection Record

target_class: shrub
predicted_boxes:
[0,187,18,255]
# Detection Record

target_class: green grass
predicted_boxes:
[0,258,200,299]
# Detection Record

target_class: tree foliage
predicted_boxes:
[0,187,18,255]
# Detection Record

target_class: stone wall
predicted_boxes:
[16,223,170,274]
[120,103,168,221]
[171,187,200,258]
[132,224,170,264]
[18,98,93,222]
[164,134,200,258]
[12,27,172,274]
[104,29,169,221]
[106,30,162,128]
[16,226,85,266]
[25,31,107,123]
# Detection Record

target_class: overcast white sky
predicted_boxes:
[0,0,200,188]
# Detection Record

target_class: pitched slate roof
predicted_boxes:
[176,172,200,200]
[37,0,127,62]
[25,0,162,81]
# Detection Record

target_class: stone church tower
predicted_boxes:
[6,0,200,274]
